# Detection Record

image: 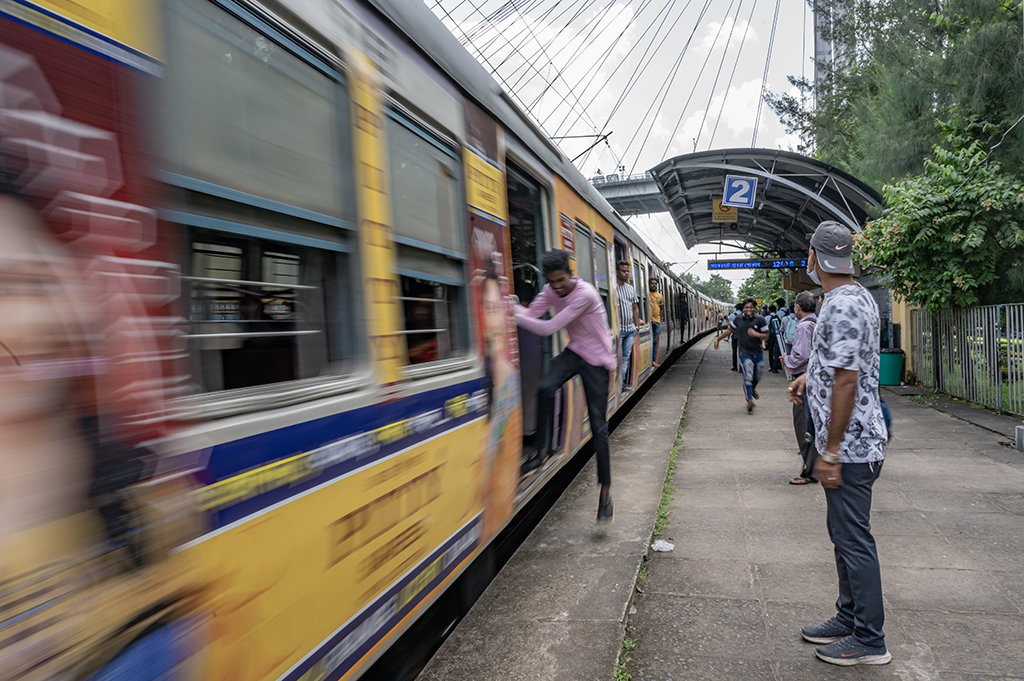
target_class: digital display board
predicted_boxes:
[707,259,808,270]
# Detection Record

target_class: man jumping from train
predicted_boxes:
[513,249,617,522]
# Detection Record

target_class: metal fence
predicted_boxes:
[910,303,1024,416]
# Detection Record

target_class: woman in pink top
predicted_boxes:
[514,250,616,522]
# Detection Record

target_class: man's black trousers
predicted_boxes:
[825,461,886,648]
[730,336,738,370]
[793,390,817,480]
[536,349,611,486]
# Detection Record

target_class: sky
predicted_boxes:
[426,0,816,297]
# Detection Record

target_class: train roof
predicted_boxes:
[365,0,700,291]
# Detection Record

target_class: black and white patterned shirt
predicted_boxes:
[806,284,888,464]
[616,283,638,334]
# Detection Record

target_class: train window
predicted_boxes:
[594,238,609,292]
[164,0,350,219]
[574,223,593,284]
[184,228,344,392]
[386,113,468,366]
[387,114,463,254]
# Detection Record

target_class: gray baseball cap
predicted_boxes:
[810,221,854,273]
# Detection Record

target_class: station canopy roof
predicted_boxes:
[648,149,884,253]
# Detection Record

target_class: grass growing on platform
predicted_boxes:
[653,422,684,536]
[615,634,637,681]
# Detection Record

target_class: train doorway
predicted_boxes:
[506,163,549,468]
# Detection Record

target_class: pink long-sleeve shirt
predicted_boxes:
[514,278,616,372]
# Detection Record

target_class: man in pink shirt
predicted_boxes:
[514,249,616,522]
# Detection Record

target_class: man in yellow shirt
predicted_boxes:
[648,278,664,366]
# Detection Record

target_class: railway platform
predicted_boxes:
[419,337,1024,680]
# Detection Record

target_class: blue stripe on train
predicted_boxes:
[197,379,484,528]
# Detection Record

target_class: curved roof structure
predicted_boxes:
[647,149,884,252]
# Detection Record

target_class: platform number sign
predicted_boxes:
[722,175,757,209]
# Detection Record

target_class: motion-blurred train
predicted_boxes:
[0,1,729,679]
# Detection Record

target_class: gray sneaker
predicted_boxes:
[800,616,853,644]
[815,636,891,666]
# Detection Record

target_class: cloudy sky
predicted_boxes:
[427,0,815,295]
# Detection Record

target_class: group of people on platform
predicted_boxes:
[712,221,892,667]
[510,222,891,669]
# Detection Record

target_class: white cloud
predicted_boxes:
[699,17,757,52]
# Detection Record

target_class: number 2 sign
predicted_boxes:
[722,175,757,209]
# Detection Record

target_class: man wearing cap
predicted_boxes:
[788,221,891,666]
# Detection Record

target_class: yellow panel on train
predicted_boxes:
[186,420,486,681]
[30,0,161,56]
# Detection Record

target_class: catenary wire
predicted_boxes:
[707,0,757,149]
[661,0,739,159]
[751,0,781,147]
[621,0,715,173]
[552,0,675,140]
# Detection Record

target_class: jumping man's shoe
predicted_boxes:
[814,636,891,666]
[746,400,754,414]
[752,389,759,400]
[597,495,614,523]
[801,616,853,644]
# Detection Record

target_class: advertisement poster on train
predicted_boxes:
[463,102,523,542]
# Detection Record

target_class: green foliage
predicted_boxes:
[856,118,1024,309]
[678,272,735,302]
[768,0,1024,189]
[702,274,735,302]
[736,268,787,307]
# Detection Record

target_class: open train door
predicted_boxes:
[506,163,549,467]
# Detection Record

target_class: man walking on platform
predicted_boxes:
[648,278,664,367]
[789,221,891,666]
[514,249,617,522]
[782,291,818,485]
[713,298,768,414]
[616,260,641,390]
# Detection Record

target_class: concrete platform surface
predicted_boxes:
[417,344,707,681]
[626,337,1024,680]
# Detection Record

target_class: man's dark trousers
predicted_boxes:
[793,385,817,479]
[731,336,738,370]
[825,461,885,647]
[536,349,611,485]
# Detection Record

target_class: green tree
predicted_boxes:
[768,0,1024,190]
[677,272,734,302]
[736,268,787,308]
[856,119,1024,309]
[703,274,735,302]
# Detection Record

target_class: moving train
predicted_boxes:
[0,1,730,679]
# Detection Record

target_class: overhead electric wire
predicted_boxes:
[550,0,673,138]
[525,0,644,115]
[492,0,594,72]
[751,0,782,147]
[620,0,716,173]
[692,0,745,151]
[596,0,694,135]
[506,0,616,92]
[478,0,566,58]
[455,0,603,134]
[662,0,740,159]
[435,1,539,123]
[707,0,757,150]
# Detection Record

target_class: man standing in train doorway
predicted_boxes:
[648,277,664,367]
[789,221,891,667]
[713,298,768,414]
[513,250,617,522]
[616,260,641,390]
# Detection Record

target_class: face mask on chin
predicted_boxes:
[807,255,822,285]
